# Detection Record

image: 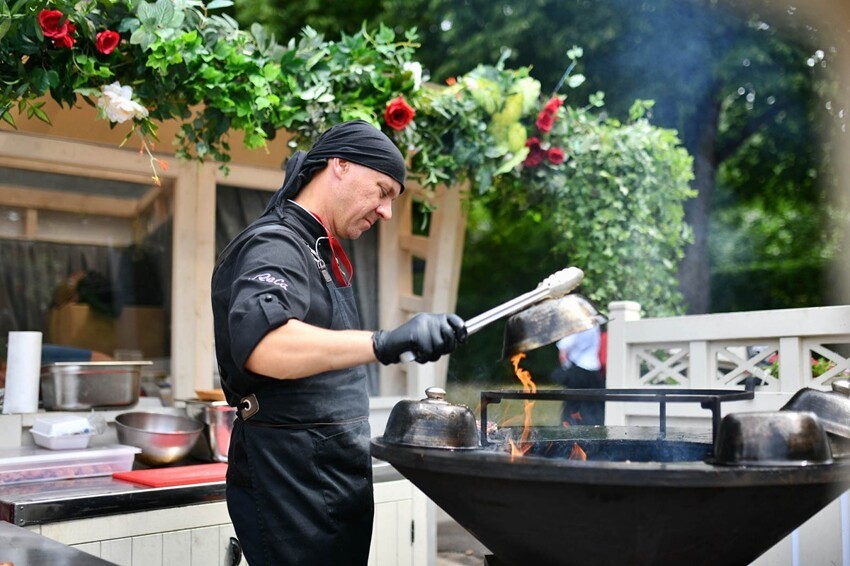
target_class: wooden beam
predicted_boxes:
[0,185,139,217]
[134,185,165,216]
[399,294,425,313]
[399,234,429,259]
[0,131,176,179]
[378,183,469,397]
[0,230,133,247]
[0,155,157,186]
[214,163,282,191]
[404,185,468,397]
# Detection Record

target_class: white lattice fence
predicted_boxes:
[604,301,850,566]
[605,302,850,427]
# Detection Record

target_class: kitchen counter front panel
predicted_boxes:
[0,459,401,527]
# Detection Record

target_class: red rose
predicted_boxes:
[525,136,541,151]
[96,30,121,55]
[547,147,565,165]
[523,146,546,168]
[384,96,415,131]
[38,9,76,49]
[536,110,555,133]
[544,96,564,114]
[52,25,76,48]
[38,10,66,38]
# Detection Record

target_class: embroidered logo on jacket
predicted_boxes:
[251,273,289,290]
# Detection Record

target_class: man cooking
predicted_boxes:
[211,120,466,566]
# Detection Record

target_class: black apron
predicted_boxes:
[225,243,373,566]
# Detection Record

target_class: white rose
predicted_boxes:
[97,82,149,124]
[403,61,422,91]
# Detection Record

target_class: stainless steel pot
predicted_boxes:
[184,399,236,462]
[381,387,479,449]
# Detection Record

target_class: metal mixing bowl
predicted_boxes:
[115,411,204,466]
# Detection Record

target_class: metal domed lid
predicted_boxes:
[381,387,480,449]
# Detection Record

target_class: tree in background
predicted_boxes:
[234,0,848,315]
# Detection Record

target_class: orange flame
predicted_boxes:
[509,353,537,461]
[569,442,587,461]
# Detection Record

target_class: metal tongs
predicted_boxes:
[400,266,585,362]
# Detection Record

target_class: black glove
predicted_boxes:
[372,313,467,365]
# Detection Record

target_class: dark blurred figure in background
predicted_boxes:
[549,325,605,426]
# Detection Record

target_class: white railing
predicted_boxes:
[604,301,850,566]
[605,301,850,427]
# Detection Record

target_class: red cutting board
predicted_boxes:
[113,463,227,487]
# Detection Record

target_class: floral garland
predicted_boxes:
[0,1,547,189]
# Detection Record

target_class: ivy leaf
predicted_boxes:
[374,24,395,44]
[130,26,156,49]
[567,74,586,89]
[1,109,16,128]
[589,91,605,107]
[206,0,233,9]
[341,105,376,125]
[298,84,326,101]
[26,101,49,123]
[137,1,159,26]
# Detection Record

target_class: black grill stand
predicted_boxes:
[479,385,755,447]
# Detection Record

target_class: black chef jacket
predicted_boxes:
[211,199,363,416]
[211,199,373,566]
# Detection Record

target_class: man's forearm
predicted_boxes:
[244,319,377,380]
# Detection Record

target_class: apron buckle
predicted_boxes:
[238,394,259,420]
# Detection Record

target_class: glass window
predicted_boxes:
[0,165,173,399]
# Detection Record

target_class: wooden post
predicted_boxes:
[170,162,217,401]
[378,183,468,398]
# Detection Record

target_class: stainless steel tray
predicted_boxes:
[41,361,152,410]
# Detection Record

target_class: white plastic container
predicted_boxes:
[32,414,92,436]
[30,429,93,450]
[30,414,93,450]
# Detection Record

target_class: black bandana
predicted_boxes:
[263,120,406,215]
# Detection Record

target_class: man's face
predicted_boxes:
[331,161,402,239]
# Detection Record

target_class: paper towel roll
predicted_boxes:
[3,331,43,414]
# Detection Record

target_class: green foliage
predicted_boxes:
[369,0,846,313]
[404,55,539,192]
[503,103,696,314]
[1,0,696,315]
[1,1,420,170]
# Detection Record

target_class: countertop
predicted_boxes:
[0,458,402,527]
[0,520,116,565]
